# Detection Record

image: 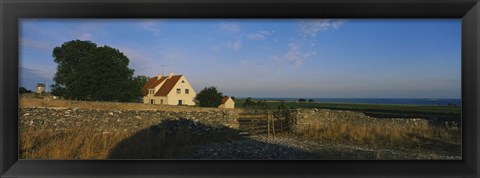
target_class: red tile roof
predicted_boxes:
[221,96,230,104]
[142,75,185,97]
[141,77,159,96]
[154,75,183,96]
[148,77,167,89]
[141,76,168,95]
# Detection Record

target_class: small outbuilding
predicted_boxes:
[218,96,235,109]
[36,83,45,94]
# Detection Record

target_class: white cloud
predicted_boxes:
[227,39,241,51]
[273,42,316,66]
[219,22,241,33]
[139,21,162,35]
[247,30,271,40]
[218,21,243,51]
[298,19,347,37]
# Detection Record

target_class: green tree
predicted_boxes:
[243,97,256,108]
[277,100,286,110]
[196,86,223,107]
[19,87,32,94]
[132,75,149,101]
[51,40,146,102]
[298,98,306,102]
[308,99,314,102]
[256,100,267,108]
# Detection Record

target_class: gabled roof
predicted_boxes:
[142,74,186,97]
[141,77,159,96]
[154,75,182,96]
[221,96,232,104]
[141,76,166,96]
[148,77,167,89]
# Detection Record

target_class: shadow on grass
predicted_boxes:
[107,118,318,159]
[411,134,461,156]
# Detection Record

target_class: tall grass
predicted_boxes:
[20,120,240,159]
[293,119,461,153]
[20,127,133,159]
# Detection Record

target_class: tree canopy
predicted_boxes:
[196,86,223,107]
[243,97,270,109]
[19,87,32,94]
[51,40,147,102]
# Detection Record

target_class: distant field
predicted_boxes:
[235,100,461,122]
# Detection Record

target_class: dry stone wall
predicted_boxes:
[289,108,430,133]
[20,107,240,133]
[19,106,431,134]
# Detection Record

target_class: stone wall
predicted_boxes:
[20,107,240,133]
[289,108,430,133]
[19,106,431,134]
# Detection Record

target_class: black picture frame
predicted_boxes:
[1,0,479,177]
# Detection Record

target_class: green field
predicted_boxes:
[234,99,461,122]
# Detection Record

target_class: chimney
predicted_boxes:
[168,72,174,79]
[156,73,162,80]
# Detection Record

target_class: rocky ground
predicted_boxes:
[193,134,462,160]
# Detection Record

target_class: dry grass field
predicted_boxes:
[294,119,461,157]
[20,120,240,159]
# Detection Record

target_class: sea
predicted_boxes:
[252,98,461,106]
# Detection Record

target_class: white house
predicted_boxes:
[142,72,196,106]
[218,96,235,109]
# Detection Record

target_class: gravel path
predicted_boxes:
[193,134,461,160]
[193,135,319,159]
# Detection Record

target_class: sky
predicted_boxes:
[20,19,461,98]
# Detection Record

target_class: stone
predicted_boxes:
[19,107,240,133]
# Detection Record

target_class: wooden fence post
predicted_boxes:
[267,112,270,141]
[272,113,275,138]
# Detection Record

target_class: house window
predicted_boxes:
[150,99,154,104]
[185,89,189,94]
[177,88,181,94]
[160,99,163,104]
[181,80,185,83]
[149,89,154,94]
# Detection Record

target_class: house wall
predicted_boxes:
[36,87,45,94]
[166,76,196,106]
[143,96,167,104]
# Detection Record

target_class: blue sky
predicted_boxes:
[20,19,461,98]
